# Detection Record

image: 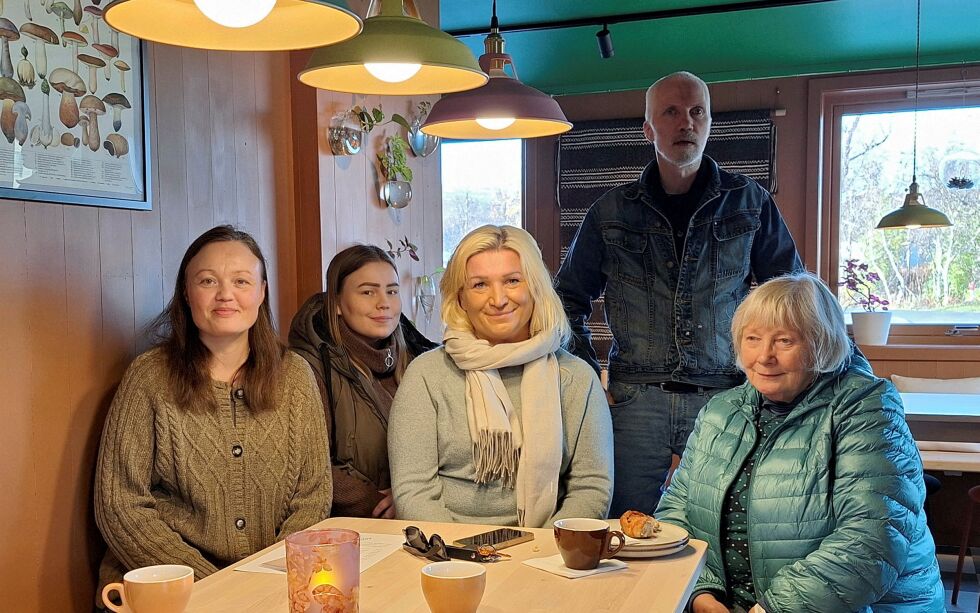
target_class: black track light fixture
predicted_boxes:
[596,24,614,59]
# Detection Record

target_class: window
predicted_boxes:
[440,139,523,265]
[835,98,980,325]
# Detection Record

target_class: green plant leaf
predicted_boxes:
[372,107,384,123]
[391,113,410,130]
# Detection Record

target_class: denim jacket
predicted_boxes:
[555,156,802,388]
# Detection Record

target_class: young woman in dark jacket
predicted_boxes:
[289,245,436,518]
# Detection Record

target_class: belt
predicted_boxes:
[655,381,709,394]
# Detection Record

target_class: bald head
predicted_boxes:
[645,71,711,122]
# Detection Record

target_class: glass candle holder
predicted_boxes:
[285,529,360,613]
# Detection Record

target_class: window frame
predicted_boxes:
[806,66,980,338]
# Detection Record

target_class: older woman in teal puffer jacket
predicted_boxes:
[656,273,943,613]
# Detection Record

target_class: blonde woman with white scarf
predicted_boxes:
[388,225,613,527]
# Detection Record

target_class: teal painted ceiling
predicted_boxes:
[439,0,980,95]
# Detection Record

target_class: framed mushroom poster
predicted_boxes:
[0,0,150,210]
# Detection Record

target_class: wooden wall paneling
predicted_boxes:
[152,44,190,296]
[62,205,107,609]
[357,93,382,246]
[232,55,261,235]
[0,202,32,604]
[257,51,297,327]
[24,203,71,611]
[330,93,366,253]
[207,51,238,226]
[417,116,443,340]
[288,50,322,310]
[99,208,137,378]
[181,48,214,236]
[315,91,339,286]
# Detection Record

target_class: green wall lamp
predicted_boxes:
[298,0,487,95]
[876,0,952,230]
[103,0,362,51]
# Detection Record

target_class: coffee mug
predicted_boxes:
[420,560,486,613]
[553,518,626,570]
[102,564,194,613]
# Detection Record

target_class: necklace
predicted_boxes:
[384,348,394,369]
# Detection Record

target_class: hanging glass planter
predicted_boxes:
[327,110,364,155]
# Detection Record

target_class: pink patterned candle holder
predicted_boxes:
[285,529,360,613]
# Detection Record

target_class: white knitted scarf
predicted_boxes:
[443,326,563,528]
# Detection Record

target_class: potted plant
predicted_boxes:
[840,258,892,345]
[407,101,439,158]
[327,109,363,156]
[378,134,413,208]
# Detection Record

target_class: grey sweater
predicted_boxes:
[388,348,613,527]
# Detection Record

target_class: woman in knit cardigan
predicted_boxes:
[94,226,331,603]
[388,225,613,528]
[289,245,436,519]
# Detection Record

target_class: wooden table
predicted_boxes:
[187,517,707,613]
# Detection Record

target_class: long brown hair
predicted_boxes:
[324,245,410,380]
[149,225,285,412]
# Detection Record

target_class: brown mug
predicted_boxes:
[553,518,626,570]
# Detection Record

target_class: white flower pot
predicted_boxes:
[851,311,893,345]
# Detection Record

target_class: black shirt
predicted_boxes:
[649,161,712,260]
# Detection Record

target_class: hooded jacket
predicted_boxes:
[656,352,944,612]
[289,292,437,517]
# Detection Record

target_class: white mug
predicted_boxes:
[102,564,194,613]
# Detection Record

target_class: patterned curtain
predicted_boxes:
[557,110,776,368]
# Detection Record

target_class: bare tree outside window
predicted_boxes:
[441,139,523,265]
[839,107,980,324]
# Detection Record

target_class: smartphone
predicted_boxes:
[452,528,534,550]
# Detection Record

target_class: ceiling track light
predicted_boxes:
[596,24,614,59]
[298,0,487,95]
[420,0,572,140]
[875,0,952,230]
[102,0,362,51]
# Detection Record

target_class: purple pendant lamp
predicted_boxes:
[421,0,572,140]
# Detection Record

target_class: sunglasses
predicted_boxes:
[402,526,510,563]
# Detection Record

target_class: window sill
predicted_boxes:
[859,344,980,361]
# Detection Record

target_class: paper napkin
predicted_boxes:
[523,554,627,579]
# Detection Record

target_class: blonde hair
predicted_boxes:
[441,225,570,346]
[731,272,850,374]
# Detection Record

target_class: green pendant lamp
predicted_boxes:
[876,0,952,230]
[103,0,362,51]
[298,0,487,95]
[420,0,572,140]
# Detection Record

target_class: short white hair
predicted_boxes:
[644,71,710,122]
[732,272,850,373]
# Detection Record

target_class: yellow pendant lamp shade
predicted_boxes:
[298,0,487,95]
[102,0,362,51]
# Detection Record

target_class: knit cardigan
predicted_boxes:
[388,348,613,527]
[94,348,331,593]
[656,353,944,612]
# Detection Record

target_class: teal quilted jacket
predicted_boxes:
[656,353,944,612]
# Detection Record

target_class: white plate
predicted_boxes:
[607,520,689,548]
[615,541,689,559]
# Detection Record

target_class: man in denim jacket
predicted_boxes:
[555,72,802,516]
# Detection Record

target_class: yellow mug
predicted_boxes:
[102,564,194,613]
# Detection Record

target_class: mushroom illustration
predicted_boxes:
[104,133,127,158]
[17,47,36,88]
[25,0,32,21]
[0,19,20,79]
[113,59,129,92]
[102,92,128,132]
[19,22,58,79]
[91,43,116,80]
[81,6,102,46]
[0,76,26,143]
[60,131,78,147]
[78,53,103,93]
[73,0,82,26]
[30,77,54,147]
[48,2,75,36]
[48,67,84,128]
[14,101,31,145]
[79,93,104,151]
[61,31,85,69]
[77,112,88,147]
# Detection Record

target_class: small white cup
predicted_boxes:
[420,560,487,613]
[102,564,194,613]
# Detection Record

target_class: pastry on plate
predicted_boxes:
[619,510,662,538]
